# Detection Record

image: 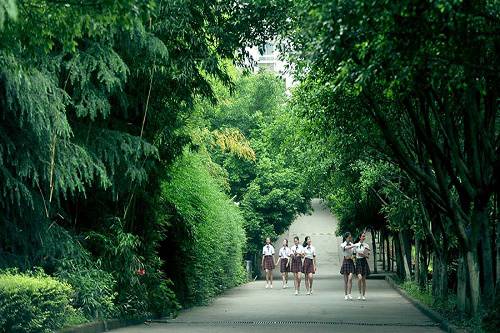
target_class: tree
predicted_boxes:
[283,0,500,316]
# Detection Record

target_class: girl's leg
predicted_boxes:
[343,274,348,295]
[281,272,285,287]
[357,274,363,296]
[285,272,288,285]
[308,273,314,291]
[362,277,367,296]
[347,273,353,295]
[269,270,273,285]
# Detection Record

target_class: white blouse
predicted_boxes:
[278,246,292,258]
[340,241,354,257]
[262,244,275,256]
[354,242,370,259]
[303,245,316,259]
[290,244,304,256]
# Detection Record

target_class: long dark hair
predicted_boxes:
[303,236,310,247]
[355,232,366,244]
[343,232,351,242]
[293,236,299,242]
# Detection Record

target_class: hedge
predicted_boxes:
[160,151,247,305]
[0,272,74,333]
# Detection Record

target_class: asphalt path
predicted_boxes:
[112,199,442,333]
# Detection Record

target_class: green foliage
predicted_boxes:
[0,0,16,30]
[283,0,499,316]
[482,292,500,332]
[0,270,74,333]
[56,267,117,320]
[199,70,312,258]
[0,0,280,323]
[160,151,246,305]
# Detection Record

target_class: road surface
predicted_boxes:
[112,199,442,333]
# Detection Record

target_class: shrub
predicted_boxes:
[56,266,118,320]
[0,271,74,333]
[147,278,180,318]
[160,151,247,305]
[482,292,500,332]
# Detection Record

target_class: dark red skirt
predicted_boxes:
[302,257,315,274]
[280,258,289,273]
[340,258,355,275]
[355,257,370,277]
[263,255,275,270]
[291,256,302,273]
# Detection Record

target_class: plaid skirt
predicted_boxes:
[302,258,315,274]
[355,257,370,277]
[291,256,302,273]
[263,255,275,270]
[280,258,290,273]
[340,258,355,275]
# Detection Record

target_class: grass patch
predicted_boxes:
[397,279,487,332]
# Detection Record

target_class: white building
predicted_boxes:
[247,42,295,90]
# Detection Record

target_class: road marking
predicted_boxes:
[152,320,439,327]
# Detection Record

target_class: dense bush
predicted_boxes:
[160,151,246,305]
[0,271,75,333]
[56,267,117,320]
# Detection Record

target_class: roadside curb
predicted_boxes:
[385,275,466,333]
[58,318,147,333]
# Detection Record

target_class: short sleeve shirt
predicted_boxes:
[340,241,354,257]
[355,242,370,259]
[278,246,292,258]
[262,244,275,256]
[290,244,304,256]
[303,245,316,259]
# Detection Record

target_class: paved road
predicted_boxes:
[112,199,442,333]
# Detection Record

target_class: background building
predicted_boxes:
[247,42,295,90]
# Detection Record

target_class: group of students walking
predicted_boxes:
[261,236,316,295]
[261,231,371,300]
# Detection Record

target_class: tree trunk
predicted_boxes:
[398,231,411,279]
[391,236,397,272]
[432,250,448,300]
[496,194,500,295]
[415,237,421,285]
[496,193,499,291]
[371,229,378,274]
[394,236,404,278]
[482,218,494,305]
[465,249,481,317]
[386,235,391,272]
[382,232,386,271]
[457,254,467,316]
[418,240,427,288]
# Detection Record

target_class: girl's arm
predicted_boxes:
[313,256,317,272]
[261,255,264,267]
[275,256,280,266]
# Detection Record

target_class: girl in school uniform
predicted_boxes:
[302,236,317,295]
[290,236,304,295]
[276,239,292,289]
[354,232,371,300]
[261,237,276,289]
[340,232,356,300]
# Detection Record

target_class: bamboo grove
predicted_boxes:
[0,0,311,327]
